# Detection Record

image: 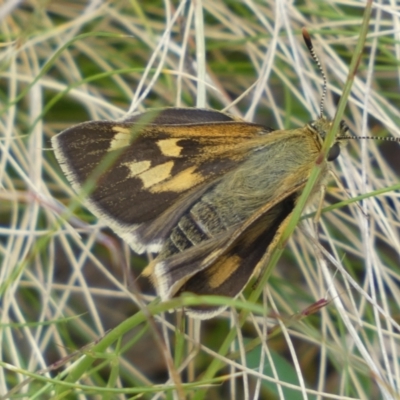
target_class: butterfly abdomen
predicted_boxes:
[159,198,229,258]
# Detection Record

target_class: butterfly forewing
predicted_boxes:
[52,109,274,253]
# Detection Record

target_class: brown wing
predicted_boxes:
[150,178,307,318]
[52,108,274,253]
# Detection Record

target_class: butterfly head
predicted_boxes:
[306,117,351,162]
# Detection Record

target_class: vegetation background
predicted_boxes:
[1,0,399,399]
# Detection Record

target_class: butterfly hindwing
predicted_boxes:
[149,177,309,318]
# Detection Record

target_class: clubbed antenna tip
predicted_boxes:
[302,28,312,50]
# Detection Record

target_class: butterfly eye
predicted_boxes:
[327,142,341,161]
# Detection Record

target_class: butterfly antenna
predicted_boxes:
[338,135,400,143]
[301,29,400,145]
[302,28,327,119]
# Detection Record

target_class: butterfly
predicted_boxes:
[52,29,351,318]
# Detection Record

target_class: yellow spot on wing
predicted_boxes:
[123,160,151,177]
[150,166,204,193]
[205,255,242,289]
[138,161,174,188]
[108,127,131,151]
[157,139,182,157]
